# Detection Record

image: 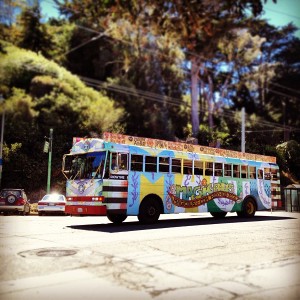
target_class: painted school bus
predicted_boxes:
[62,132,281,224]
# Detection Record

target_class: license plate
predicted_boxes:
[49,203,55,206]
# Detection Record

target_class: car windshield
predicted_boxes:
[42,194,65,202]
[0,190,21,198]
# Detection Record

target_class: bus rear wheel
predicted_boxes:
[238,198,256,218]
[107,213,127,225]
[210,211,227,218]
[138,198,160,224]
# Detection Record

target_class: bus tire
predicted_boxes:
[138,197,161,224]
[239,197,256,218]
[107,213,127,225]
[210,211,227,218]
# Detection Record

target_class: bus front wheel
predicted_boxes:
[107,213,127,225]
[138,198,161,224]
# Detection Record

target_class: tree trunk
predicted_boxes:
[207,75,214,129]
[191,57,200,137]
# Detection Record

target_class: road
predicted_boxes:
[0,211,299,300]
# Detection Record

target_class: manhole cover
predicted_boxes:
[18,248,77,258]
[36,249,77,257]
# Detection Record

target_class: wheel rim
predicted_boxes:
[246,201,255,215]
[148,206,156,216]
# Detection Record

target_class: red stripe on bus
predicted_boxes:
[65,205,107,215]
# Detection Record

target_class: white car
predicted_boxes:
[38,194,67,216]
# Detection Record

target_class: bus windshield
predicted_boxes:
[63,151,107,180]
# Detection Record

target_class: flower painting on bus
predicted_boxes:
[167,181,241,208]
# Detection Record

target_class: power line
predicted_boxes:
[41,1,300,102]
[23,1,300,132]
[80,75,300,132]
[246,129,300,133]
[264,8,300,21]
[268,82,300,95]
[80,76,185,108]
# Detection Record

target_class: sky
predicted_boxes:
[40,0,300,37]
[263,0,300,37]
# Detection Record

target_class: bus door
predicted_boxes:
[269,167,281,209]
[257,167,273,209]
[103,152,129,215]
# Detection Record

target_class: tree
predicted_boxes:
[0,41,123,194]
[276,140,300,184]
[56,0,186,139]
[0,0,25,26]
[17,1,53,57]
[143,0,270,137]
[247,20,300,143]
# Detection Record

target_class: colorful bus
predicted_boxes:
[62,132,281,224]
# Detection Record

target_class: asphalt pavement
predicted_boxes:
[0,211,299,299]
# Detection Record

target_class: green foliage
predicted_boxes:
[276,140,300,184]
[16,3,53,57]
[46,20,76,64]
[1,0,300,196]
[0,41,123,195]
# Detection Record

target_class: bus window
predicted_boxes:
[145,156,157,172]
[131,154,143,171]
[70,155,87,179]
[205,162,213,176]
[257,169,263,179]
[111,153,118,170]
[214,163,223,177]
[249,166,256,179]
[241,165,248,178]
[183,159,193,175]
[172,158,181,173]
[264,168,271,180]
[271,168,278,180]
[233,165,240,178]
[119,153,128,171]
[224,164,232,177]
[194,160,203,175]
[159,157,170,173]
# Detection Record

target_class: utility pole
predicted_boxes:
[0,95,4,188]
[46,128,53,194]
[241,107,245,153]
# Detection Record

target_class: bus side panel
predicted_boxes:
[127,170,273,215]
[256,179,272,210]
[127,171,142,215]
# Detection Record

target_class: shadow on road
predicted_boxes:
[67,215,296,233]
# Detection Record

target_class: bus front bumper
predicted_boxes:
[65,202,107,216]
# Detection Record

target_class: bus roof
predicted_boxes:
[102,132,276,164]
[70,133,276,164]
